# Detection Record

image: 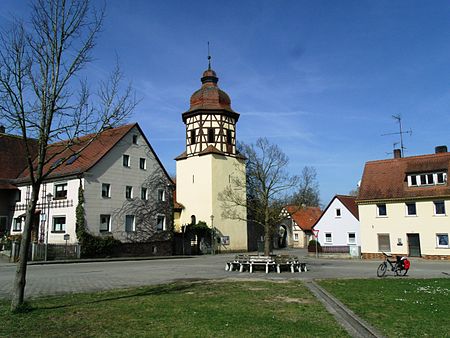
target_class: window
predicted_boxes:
[226,129,232,145]
[158,189,165,202]
[335,208,341,217]
[125,186,133,199]
[100,215,111,232]
[139,158,146,170]
[125,215,135,232]
[406,202,416,216]
[190,130,196,144]
[156,215,165,231]
[54,183,67,199]
[325,233,332,244]
[434,201,446,215]
[378,234,391,252]
[208,128,214,143]
[141,187,148,200]
[377,204,387,217]
[53,216,66,232]
[102,183,111,198]
[436,234,449,248]
[123,154,130,167]
[420,174,427,185]
[294,233,299,241]
[409,172,447,187]
[13,217,22,231]
[348,233,356,244]
[132,135,138,144]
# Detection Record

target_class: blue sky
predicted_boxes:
[2,1,450,205]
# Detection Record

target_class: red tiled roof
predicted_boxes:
[198,145,225,156]
[284,205,322,231]
[0,133,38,180]
[16,124,136,181]
[336,195,359,219]
[358,152,450,201]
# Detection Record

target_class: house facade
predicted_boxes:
[0,128,37,240]
[358,147,450,260]
[175,65,248,252]
[9,124,173,250]
[279,206,322,248]
[313,195,360,250]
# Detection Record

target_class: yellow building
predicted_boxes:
[358,147,450,260]
[175,65,248,252]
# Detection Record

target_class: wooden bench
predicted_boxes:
[226,254,307,274]
[275,255,307,273]
[225,254,249,272]
[249,255,276,273]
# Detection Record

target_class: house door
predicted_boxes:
[407,234,421,257]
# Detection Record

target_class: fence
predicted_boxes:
[10,242,81,262]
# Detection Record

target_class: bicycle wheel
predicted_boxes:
[377,263,387,277]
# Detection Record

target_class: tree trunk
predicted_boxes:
[10,183,40,311]
[264,206,271,256]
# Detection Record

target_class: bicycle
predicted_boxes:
[377,252,410,277]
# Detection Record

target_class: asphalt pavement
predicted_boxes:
[0,248,449,299]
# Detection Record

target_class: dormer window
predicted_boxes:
[408,172,447,187]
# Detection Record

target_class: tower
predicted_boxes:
[175,64,248,252]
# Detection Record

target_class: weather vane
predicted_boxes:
[207,41,211,70]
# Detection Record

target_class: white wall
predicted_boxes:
[315,198,360,246]
[84,125,171,241]
[176,153,247,251]
[11,178,80,244]
[359,199,450,256]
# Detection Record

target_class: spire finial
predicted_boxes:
[207,41,211,70]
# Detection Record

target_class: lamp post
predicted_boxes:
[210,214,215,255]
[44,193,53,261]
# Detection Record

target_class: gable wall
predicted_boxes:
[315,198,360,246]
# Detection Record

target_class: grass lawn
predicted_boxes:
[0,280,349,338]
[319,278,450,337]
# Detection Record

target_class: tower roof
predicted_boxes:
[186,67,235,114]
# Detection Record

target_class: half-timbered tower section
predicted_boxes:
[176,66,248,252]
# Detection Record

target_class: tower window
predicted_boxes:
[208,128,214,143]
[190,130,196,144]
[227,129,232,145]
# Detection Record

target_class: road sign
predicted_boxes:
[313,229,319,238]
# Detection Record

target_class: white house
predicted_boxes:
[10,123,173,249]
[312,195,360,250]
[357,146,450,260]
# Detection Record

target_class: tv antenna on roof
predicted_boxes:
[381,114,412,157]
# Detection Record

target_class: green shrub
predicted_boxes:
[308,239,322,252]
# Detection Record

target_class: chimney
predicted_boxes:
[393,148,402,159]
[435,145,448,154]
[0,125,5,134]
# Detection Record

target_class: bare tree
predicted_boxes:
[290,166,320,207]
[219,138,299,255]
[114,164,174,242]
[0,0,137,311]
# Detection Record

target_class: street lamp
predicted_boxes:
[44,193,53,261]
[210,215,215,255]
